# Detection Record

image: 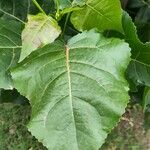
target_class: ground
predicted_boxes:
[0,103,150,150]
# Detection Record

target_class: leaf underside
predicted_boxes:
[11,30,130,150]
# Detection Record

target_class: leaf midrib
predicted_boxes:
[65,45,79,150]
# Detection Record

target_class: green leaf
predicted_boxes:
[70,0,123,32]
[143,87,150,112]
[0,0,30,21]
[0,19,21,89]
[0,0,56,22]
[20,13,61,61]
[127,0,145,8]
[54,0,85,10]
[123,11,150,87]
[11,30,131,150]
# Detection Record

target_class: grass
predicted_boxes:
[0,103,149,150]
[0,104,46,150]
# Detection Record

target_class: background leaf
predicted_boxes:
[143,87,150,112]
[11,30,131,150]
[71,0,123,32]
[0,0,56,21]
[0,19,21,89]
[20,13,61,61]
[123,12,150,87]
[0,0,30,21]
[54,0,85,10]
[125,0,150,42]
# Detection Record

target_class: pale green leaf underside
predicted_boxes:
[11,30,130,150]
[20,13,61,61]
[0,19,21,89]
[71,0,123,32]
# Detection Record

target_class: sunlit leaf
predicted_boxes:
[20,13,61,61]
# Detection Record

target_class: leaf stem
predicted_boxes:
[55,0,61,20]
[0,8,26,24]
[62,13,70,37]
[32,0,46,14]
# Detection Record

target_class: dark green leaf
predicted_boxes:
[136,23,150,43]
[0,19,21,89]
[0,0,30,21]
[0,0,55,22]
[123,11,150,87]
[127,0,145,8]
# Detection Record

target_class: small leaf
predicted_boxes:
[0,19,21,89]
[71,0,123,32]
[20,13,61,61]
[11,30,131,150]
[123,11,150,87]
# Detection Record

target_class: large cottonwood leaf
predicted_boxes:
[71,0,123,32]
[123,12,150,87]
[20,13,61,61]
[11,30,131,150]
[0,19,21,89]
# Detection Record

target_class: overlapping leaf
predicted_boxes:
[11,30,131,150]
[54,0,85,10]
[123,12,150,87]
[71,0,123,32]
[20,13,61,61]
[0,19,21,89]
